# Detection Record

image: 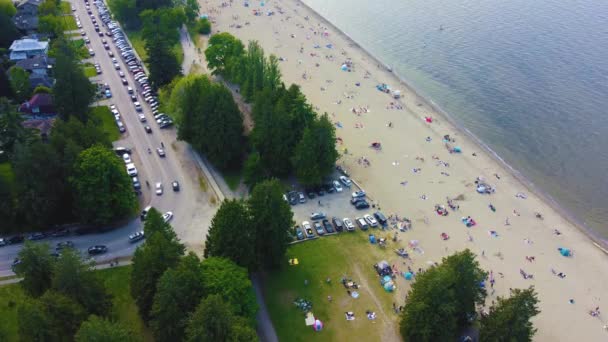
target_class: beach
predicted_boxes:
[197,0,608,340]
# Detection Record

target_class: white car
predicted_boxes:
[155,182,163,195]
[126,163,137,176]
[128,231,145,243]
[122,153,131,164]
[364,214,379,227]
[339,176,352,187]
[332,180,343,192]
[138,113,146,122]
[343,217,355,231]
[162,211,173,223]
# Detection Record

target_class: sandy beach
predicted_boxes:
[196,0,608,340]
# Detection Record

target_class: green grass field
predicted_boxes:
[90,106,119,142]
[264,232,402,342]
[0,162,14,189]
[60,1,71,14]
[61,15,78,31]
[0,266,152,341]
[83,64,97,78]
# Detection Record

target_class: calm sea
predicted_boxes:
[302,0,608,241]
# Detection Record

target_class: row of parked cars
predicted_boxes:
[293,210,388,241]
[285,176,354,205]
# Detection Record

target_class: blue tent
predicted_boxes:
[404,272,413,280]
[558,247,572,257]
[369,234,376,244]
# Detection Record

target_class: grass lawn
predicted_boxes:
[90,106,119,142]
[61,15,78,31]
[60,1,71,14]
[83,64,97,78]
[264,232,403,342]
[0,162,15,189]
[126,30,183,66]
[0,266,152,341]
[223,169,242,191]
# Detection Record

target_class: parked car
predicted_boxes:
[333,180,343,192]
[302,221,315,238]
[364,214,379,227]
[313,221,325,235]
[7,235,24,244]
[310,212,326,220]
[27,232,46,240]
[322,219,334,233]
[126,163,137,176]
[140,205,152,220]
[114,146,131,155]
[298,192,306,203]
[351,196,366,205]
[156,148,165,157]
[356,217,369,230]
[323,183,336,193]
[355,200,370,210]
[332,217,344,232]
[129,231,145,243]
[87,245,108,255]
[339,176,352,187]
[374,211,388,226]
[294,226,304,240]
[132,176,141,190]
[162,211,173,223]
[0,238,7,247]
[155,182,163,195]
[50,228,70,237]
[122,153,131,164]
[352,190,366,199]
[343,218,355,231]
[172,181,180,191]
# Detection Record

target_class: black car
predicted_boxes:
[8,235,24,244]
[306,189,316,199]
[323,183,336,193]
[87,245,108,255]
[287,191,298,205]
[27,232,46,240]
[144,126,152,133]
[172,181,180,191]
[351,197,366,205]
[374,211,388,226]
[354,200,370,210]
[332,217,344,232]
[322,219,334,233]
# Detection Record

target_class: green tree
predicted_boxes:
[53,39,96,121]
[0,98,35,159]
[240,41,266,101]
[14,242,54,297]
[200,257,258,322]
[180,0,199,22]
[33,85,52,94]
[243,152,267,190]
[38,0,59,16]
[0,66,14,96]
[38,290,88,339]
[204,199,254,268]
[480,287,540,342]
[75,315,139,342]
[52,248,113,316]
[151,253,205,342]
[0,13,19,49]
[13,141,66,227]
[0,0,17,16]
[131,217,185,321]
[248,179,294,269]
[292,114,339,187]
[400,249,487,341]
[108,0,139,30]
[39,14,64,37]
[145,34,181,88]
[229,317,259,342]
[17,298,53,341]
[196,17,210,34]
[143,207,179,240]
[8,66,30,102]
[135,0,172,11]
[185,294,234,342]
[70,145,137,225]
[204,32,244,78]
[0,175,15,233]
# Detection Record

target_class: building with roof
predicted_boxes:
[9,38,49,61]
[28,73,54,89]
[12,0,43,33]
[21,118,55,140]
[19,93,56,116]
[15,56,55,76]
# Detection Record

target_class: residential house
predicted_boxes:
[9,38,49,61]
[19,93,56,116]
[12,0,43,34]
[21,118,54,140]
[15,56,55,76]
[28,73,54,89]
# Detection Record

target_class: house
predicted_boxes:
[15,56,55,76]
[9,38,49,61]
[19,93,56,116]
[12,0,43,33]
[21,118,54,140]
[28,73,54,89]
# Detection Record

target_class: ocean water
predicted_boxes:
[302,0,608,241]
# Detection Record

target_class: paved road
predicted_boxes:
[0,0,217,276]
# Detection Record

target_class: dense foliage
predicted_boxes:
[480,287,540,342]
[75,316,139,342]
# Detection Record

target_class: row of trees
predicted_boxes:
[400,249,540,341]
[7,242,136,340]
[204,179,294,270]
[130,208,258,341]
[167,74,244,169]
[204,33,339,187]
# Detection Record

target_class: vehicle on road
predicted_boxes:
[0,239,6,247]
[156,148,165,157]
[364,214,379,227]
[310,212,326,220]
[87,245,108,255]
[172,181,180,192]
[138,113,146,122]
[27,233,46,240]
[333,180,343,192]
[302,221,315,238]
[144,125,152,133]
[140,205,151,220]
[155,182,163,195]
[343,218,355,232]
[294,226,304,240]
[339,176,352,187]
[129,231,144,243]
[162,211,173,223]
[313,221,325,235]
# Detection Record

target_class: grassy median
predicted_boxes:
[90,106,119,142]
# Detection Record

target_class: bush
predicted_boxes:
[197,18,211,35]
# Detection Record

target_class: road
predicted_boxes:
[0,0,217,276]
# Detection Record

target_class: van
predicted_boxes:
[356,217,369,231]
[374,211,387,226]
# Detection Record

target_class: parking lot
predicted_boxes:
[287,173,388,242]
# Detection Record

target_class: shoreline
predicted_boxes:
[294,0,607,251]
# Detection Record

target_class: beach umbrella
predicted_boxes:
[404,272,413,280]
[313,319,323,331]
[558,248,571,257]
[341,64,348,71]
[383,281,394,292]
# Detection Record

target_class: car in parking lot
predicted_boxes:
[298,192,306,203]
[322,219,334,233]
[356,217,369,230]
[313,221,325,235]
[343,217,355,231]
[122,153,131,163]
[364,214,379,227]
[156,148,165,157]
[88,48,95,56]
[172,181,180,191]
[323,183,336,193]
[140,205,151,220]
[144,125,152,133]
[310,212,326,220]
[27,232,46,240]
[8,235,24,244]
[162,211,173,223]
[352,190,366,199]
[126,163,137,176]
[374,211,388,226]
[87,245,108,255]
[104,89,112,98]
[339,176,352,187]
[159,120,173,129]
[332,180,343,192]
[132,176,141,190]
[155,182,163,195]
[114,146,131,155]
[355,200,370,209]
[129,231,145,243]
[294,226,304,240]
[332,217,344,232]
[302,221,315,238]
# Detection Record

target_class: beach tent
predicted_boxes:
[404,272,413,280]
[381,275,394,292]
[341,64,348,71]
[558,247,572,257]
[369,234,376,244]
[313,319,323,331]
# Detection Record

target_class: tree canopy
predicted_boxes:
[480,287,540,342]
[8,67,30,102]
[75,315,139,342]
[14,242,55,297]
[69,145,137,225]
